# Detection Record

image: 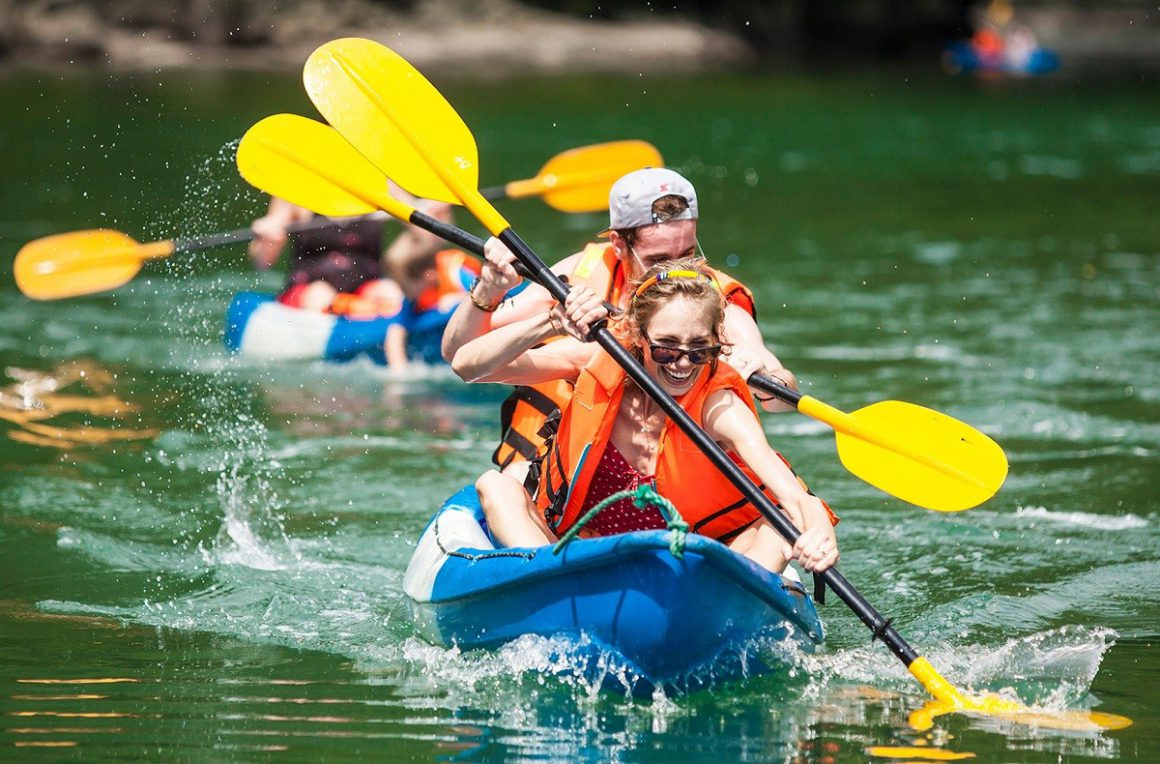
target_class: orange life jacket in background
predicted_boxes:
[492,243,757,470]
[414,249,481,313]
[534,350,836,541]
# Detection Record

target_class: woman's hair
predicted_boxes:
[614,257,727,364]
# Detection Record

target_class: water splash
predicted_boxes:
[810,625,1118,712]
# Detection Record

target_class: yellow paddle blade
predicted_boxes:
[303,38,477,206]
[237,114,397,218]
[908,692,1135,733]
[866,747,975,760]
[907,656,1133,733]
[798,397,1007,511]
[505,139,665,212]
[14,230,173,300]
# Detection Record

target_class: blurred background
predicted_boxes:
[2,0,1158,75]
[1,1,1158,760]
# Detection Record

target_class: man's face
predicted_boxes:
[612,220,700,278]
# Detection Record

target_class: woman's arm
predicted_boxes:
[440,238,580,362]
[703,389,839,572]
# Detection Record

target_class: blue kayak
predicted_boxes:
[223,291,449,365]
[403,486,824,692]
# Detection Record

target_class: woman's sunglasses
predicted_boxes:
[642,330,722,365]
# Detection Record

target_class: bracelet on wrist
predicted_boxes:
[468,278,502,313]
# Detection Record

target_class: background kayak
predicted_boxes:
[223,291,450,365]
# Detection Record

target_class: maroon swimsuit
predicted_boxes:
[576,443,667,535]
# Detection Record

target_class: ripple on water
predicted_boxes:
[1013,505,1150,532]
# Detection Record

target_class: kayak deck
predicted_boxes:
[403,486,824,691]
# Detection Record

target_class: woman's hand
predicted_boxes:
[792,523,839,573]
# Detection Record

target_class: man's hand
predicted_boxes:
[477,237,525,305]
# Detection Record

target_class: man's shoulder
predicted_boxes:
[550,248,593,275]
[552,240,614,270]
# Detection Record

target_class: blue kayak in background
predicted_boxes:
[223,291,449,365]
[403,486,825,693]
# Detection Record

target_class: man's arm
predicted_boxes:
[248,197,311,270]
[722,304,798,413]
[440,239,581,362]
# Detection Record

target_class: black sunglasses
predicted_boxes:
[641,330,722,366]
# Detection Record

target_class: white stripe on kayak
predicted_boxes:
[402,508,495,602]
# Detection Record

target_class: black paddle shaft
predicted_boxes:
[497,227,921,667]
[171,213,390,255]
[171,208,540,282]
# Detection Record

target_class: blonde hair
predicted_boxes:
[614,257,727,363]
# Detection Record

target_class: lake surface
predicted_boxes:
[1,63,1158,761]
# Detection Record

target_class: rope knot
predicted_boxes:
[552,484,688,558]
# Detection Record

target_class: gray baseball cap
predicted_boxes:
[603,168,698,233]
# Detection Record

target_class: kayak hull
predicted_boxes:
[223,291,448,364]
[403,486,824,691]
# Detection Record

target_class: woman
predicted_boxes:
[452,259,838,574]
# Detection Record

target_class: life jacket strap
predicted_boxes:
[491,385,563,467]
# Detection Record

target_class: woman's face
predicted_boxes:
[638,295,718,397]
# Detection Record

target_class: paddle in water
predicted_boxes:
[298,36,1131,732]
[236,112,1001,514]
[14,138,659,301]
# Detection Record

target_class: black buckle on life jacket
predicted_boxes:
[492,386,563,467]
[812,572,826,606]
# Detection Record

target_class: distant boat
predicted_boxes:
[942,28,1059,77]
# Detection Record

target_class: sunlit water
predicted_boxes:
[1,66,1158,761]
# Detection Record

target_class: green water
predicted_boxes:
[1,65,1159,761]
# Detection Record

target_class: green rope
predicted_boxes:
[552,483,689,558]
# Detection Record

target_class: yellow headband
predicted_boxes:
[631,269,720,303]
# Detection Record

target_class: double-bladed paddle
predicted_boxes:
[481,139,662,212]
[236,112,1003,515]
[12,218,382,301]
[296,36,1130,732]
[14,139,660,301]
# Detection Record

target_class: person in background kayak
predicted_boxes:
[248,192,459,319]
[452,259,839,575]
[248,197,400,317]
[381,241,482,368]
[440,168,798,487]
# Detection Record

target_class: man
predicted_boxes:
[441,167,798,482]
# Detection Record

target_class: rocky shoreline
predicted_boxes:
[0,0,755,75]
[2,0,1157,75]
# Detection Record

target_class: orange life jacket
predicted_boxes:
[413,250,481,313]
[493,244,756,471]
[533,349,824,542]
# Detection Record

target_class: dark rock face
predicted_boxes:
[2,0,1157,73]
